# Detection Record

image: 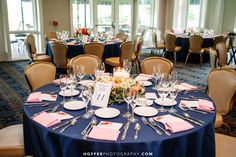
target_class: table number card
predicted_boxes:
[91,82,112,108]
[82,35,89,43]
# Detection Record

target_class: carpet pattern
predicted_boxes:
[0,52,235,136]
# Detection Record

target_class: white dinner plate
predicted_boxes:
[154,98,177,106]
[134,107,158,117]
[140,80,152,87]
[59,89,80,97]
[95,108,120,118]
[63,101,86,110]
[134,98,153,106]
[79,80,95,87]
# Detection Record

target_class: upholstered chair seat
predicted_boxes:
[105,57,121,67]
[0,124,24,157]
[215,133,236,157]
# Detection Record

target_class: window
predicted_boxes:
[187,0,201,27]
[72,0,91,29]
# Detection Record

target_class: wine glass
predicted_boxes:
[94,62,105,79]
[129,92,138,123]
[152,65,162,90]
[123,59,132,73]
[68,75,77,101]
[169,85,178,113]
[157,85,168,112]
[170,70,177,86]
[122,86,134,118]
[160,73,170,88]
[59,74,67,105]
[82,88,92,119]
[67,65,74,78]
[76,65,85,82]
[87,86,95,115]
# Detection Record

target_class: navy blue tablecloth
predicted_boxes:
[166,37,214,63]
[23,81,215,157]
[46,41,121,61]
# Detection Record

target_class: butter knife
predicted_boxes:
[52,116,81,130]
[172,112,203,126]
[121,121,130,141]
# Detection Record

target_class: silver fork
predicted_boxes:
[148,118,171,136]
[141,117,162,135]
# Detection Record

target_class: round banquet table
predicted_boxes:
[23,78,216,157]
[45,39,122,61]
[165,36,214,63]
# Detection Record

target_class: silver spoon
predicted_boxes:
[60,119,78,133]
[134,123,141,140]
[83,118,97,139]
[183,112,205,124]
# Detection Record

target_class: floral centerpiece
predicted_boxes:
[74,28,90,38]
[96,75,145,104]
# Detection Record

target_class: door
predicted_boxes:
[6,0,41,60]
[94,0,132,39]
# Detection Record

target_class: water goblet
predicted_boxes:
[122,86,134,118]
[59,74,67,105]
[76,64,85,82]
[82,88,92,119]
[152,65,161,90]
[168,86,178,113]
[157,85,168,112]
[129,92,138,123]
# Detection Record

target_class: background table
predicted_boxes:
[23,80,216,157]
[46,40,122,61]
[166,37,214,63]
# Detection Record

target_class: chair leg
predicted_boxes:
[185,53,190,65]
[150,49,154,57]
[162,51,166,58]
[138,60,141,73]
[200,53,202,65]
[174,52,176,64]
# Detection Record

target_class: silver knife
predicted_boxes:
[172,113,203,126]
[121,121,130,141]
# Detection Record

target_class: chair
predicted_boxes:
[25,62,56,92]
[141,57,173,75]
[185,35,204,65]
[207,69,236,130]
[215,133,236,157]
[0,124,24,157]
[116,32,128,42]
[105,41,134,67]
[69,54,101,75]
[163,33,181,63]
[25,34,51,62]
[50,42,69,68]
[131,36,144,73]
[45,32,57,41]
[209,48,217,71]
[151,31,165,56]
[204,35,226,53]
[83,43,105,60]
[216,42,228,68]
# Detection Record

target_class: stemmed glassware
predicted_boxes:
[94,62,105,79]
[76,65,85,83]
[157,85,168,112]
[129,92,138,123]
[152,65,162,90]
[123,59,132,74]
[169,70,177,86]
[68,75,77,101]
[82,87,92,119]
[59,74,67,105]
[87,86,95,115]
[169,85,178,113]
[122,86,134,118]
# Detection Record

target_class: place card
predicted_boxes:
[49,111,73,120]
[91,82,112,108]
[41,94,57,101]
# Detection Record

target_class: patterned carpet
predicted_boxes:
[0,51,235,136]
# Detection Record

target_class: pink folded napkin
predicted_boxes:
[27,92,42,103]
[176,83,198,91]
[88,126,120,141]
[197,99,214,111]
[180,100,199,108]
[114,39,123,42]
[135,73,153,81]
[154,114,194,133]
[53,78,67,84]
[105,42,114,45]
[33,112,60,128]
